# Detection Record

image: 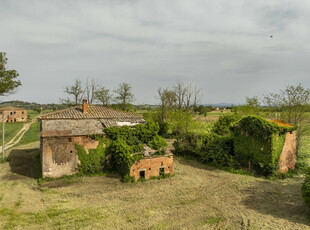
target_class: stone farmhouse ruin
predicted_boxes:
[40,100,174,179]
[0,106,28,122]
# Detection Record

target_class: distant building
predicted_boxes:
[0,107,28,122]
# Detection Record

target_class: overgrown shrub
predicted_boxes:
[148,135,168,150]
[212,114,237,136]
[158,121,174,138]
[108,138,137,176]
[105,122,167,179]
[173,132,238,168]
[302,172,310,211]
[198,134,237,168]
[75,142,106,175]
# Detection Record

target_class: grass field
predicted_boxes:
[0,123,24,144]
[16,122,40,147]
[0,142,309,229]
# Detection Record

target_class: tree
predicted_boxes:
[264,84,310,125]
[157,87,177,122]
[114,83,135,111]
[95,86,112,106]
[235,96,261,117]
[84,79,97,104]
[264,84,310,147]
[0,52,21,96]
[172,82,187,110]
[64,79,84,105]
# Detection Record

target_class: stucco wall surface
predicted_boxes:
[278,131,297,173]
[42,136,99,178]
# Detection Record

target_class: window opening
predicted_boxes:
[159,167,165,176]
[139,170,145,179]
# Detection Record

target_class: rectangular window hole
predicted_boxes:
[68,138,72,142]
[149,168,151,170]
[139,170,145,179]
[159,168,165,176]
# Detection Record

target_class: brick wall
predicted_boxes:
[0,109,27,122]
[278,131,297,173]
[130,154,173,180]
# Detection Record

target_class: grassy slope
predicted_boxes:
[0,123,24,144]
[17,122,40,147]
[0,143,309,229]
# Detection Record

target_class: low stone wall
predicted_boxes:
[278,131,297,173]
[41,136,99,178]
[130,154,173,180]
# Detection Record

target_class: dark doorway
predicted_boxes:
[14,118,16,122]
[139,170,145,179]
[159,167,165,176]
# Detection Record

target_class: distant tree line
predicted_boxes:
[60,79,134,111]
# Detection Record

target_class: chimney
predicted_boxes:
[82,99,88,113]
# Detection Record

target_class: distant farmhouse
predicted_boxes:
[39,100,174,179]
[0,106,28,122]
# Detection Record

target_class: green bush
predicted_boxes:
[75,142,106,175]
[173,132,237,168]
[148,135,168,150]
[302,172,310,210]
[104,122,160,145]
[212,114,237,136]
[198,134,237,168]
[104,122,168,180]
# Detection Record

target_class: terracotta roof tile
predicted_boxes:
[39,105,144,122]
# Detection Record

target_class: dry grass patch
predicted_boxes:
[0,143,309,229]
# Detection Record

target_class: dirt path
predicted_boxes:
[0,116,38,154]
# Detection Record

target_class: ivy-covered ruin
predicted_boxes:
[231,115,296,175]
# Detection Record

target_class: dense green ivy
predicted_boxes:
[105,122,168,179]
[233,115,295,141]
[75,142,106,175]
[232,116,291,175]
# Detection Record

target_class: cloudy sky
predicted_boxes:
[1,0,310,105]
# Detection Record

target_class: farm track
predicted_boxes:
[0,116,39,153]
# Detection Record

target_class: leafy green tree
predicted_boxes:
[235,96,261,117]
[157,87,177,122]
[64,79,84,105]
[95,86,111,106]
[264,84,310,146]
[0,52,21,96]
[114,83,135,111]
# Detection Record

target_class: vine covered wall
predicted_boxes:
[232,116,294,175]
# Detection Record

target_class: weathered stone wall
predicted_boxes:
[278,131,297,173]
[41,119,104,136]
[0,109,27,122]
[130,154,173,180]
[41,136,99,178]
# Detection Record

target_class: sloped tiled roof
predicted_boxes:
[40,105,144,122]
[0,106,26,111]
